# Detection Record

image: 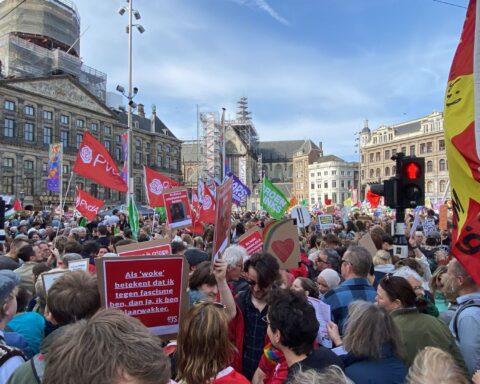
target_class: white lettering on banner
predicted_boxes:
[80,146,93,164]
[93,154,121,176]
[263,186,285,212]
[76,198,100,214]
[232,181,247,200]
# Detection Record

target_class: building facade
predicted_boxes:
[292,140,323,202]
[308,156,358,206]
[0,75,181,209]
[359,112,449,203]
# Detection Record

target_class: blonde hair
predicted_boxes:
[407,347,469,384]
[373,250,392,266]
[290,365,354,384]
[176,301,236,383]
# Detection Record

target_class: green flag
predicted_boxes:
[301,199,308,207]
[78,217,87,227]
[260,177,289,220]
[128,195,139,240]
[154,206,167,223]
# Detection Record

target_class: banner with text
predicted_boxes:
[75,187,105,221]
[117,238,172,257]
[227,172,250,206]
[260,177,289,220]
[163,188,192,229]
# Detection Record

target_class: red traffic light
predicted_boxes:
[404,162,420,180]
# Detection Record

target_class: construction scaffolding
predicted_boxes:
[0,0,106,101]
[199,111,222,181]
[227,97,259,157]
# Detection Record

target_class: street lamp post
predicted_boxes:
[118,0,144,209]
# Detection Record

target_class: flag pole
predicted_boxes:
[55,171,73,240]
[221,108,226,181]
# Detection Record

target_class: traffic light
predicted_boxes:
[369,179,396,207]
[399,156,425,208]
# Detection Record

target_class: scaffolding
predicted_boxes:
[199,111,222,181]
[227,97,259,157]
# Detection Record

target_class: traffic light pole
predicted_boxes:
[393,207,408,258]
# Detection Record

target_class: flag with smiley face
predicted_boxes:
[444,0,480,284]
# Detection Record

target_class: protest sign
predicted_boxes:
[260,177,289,220]
[423,218,437,237]
[227,172,250,205]
[263,219,300,270]
[237,227,263,257]
[308,297,332,348]
[42,270,68,294]
[67,259,89,272]
[439,204,448,231]
[163,188,192,229]
[290,206,311,229]
[95,255,189,338]
[117,238,172,257]
[213,179,233,260]
[318,214,335,230]
[359,233,378,257]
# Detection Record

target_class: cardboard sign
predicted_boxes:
[42,270,68,294]
[117,238,172,257]
[95,255,189,338]
[163,188,193,229]
[318,214,335,230]
[290,206,311,229]
[439,204,448,231]
[263,219,300,270]
[67,258,89,272]
[237,227,263,257]
[359,233,378,257]
[213,179,233,260]
[423,218,437,236]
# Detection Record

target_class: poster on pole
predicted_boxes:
[117,238,172,257]
[318,214,335,230]
[163,188,192,229]
[95,255,189,338]
[237,227,263,257]
[213,178,233,260]
[439,205,448,231]
[47,143,63,192]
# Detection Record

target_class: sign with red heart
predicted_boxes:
[263,219,300,270]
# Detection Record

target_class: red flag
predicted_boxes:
[199,185,216,224]
[12,199,22,211]
[73,132,127,192]
[75,187,105,221]
[366,189,381,208]
[144,166,180,207]
[324,198,332,206]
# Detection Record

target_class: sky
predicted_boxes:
[74,0,468,161]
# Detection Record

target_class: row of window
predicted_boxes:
[309,169,353,178]
[363,141,446,164]
[310,192,349,205]
[310,179,353,190]
[2,176,34,195]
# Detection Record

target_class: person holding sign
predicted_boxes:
[176,301,249,383]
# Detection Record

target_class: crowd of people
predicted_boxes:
[0,206,478,383]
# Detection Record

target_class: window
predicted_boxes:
[90,183,98,198]
[60,131,69,147]
[369,153,374,162]
[392,165,396,174]
[104,125,112,135]
[76,119,85,129]
[332,181,336,188]
[24,123,34,141]
[332,170,337,175]
[311,183,315,190]
[63,165,69,174]
[76,133,83,149]
[427,181,434,193]
[90,122,98,132]
[4,118,14,137]
[310,173,314,178]
[391,148,397,156]
[410,145,415,156]
[376,152,380,161]
[341,180,345,188]
[24,160,34,170]
[4,100,15,111]
[317,172,321,177]
[369,169,374,178]
[361,170,365,179]
[439,180,446,192]
[173,146,178,155]
[115,134,121,143]
[420,143,426,154]
[157,153,163,167]
[324,181,328,188]
[427,142,433,153]
[361,155,365,163]
[385,167,390,176]
[324,171,328,176]
[43,127,52,145]
[146,142,151,151]
[115,147,122,161]
[24,105,35,116]
[439,159,446,171]
[61,115,70,125]
[376,168,381,177]
[3,177,14,194]
[384,150,390,160]
[104,140,111,152]
[166,155,171,169]
[157,144,163,153]
[427,161,433,173]
[166,145,171,153]
[43,110,53,120]
[104,188,111,201]
[3,158,14,167]
[347,180,352,188]
[24,178,34,195]
[341,170,345,176]
[145,154,151,166]
[172,159,178,170]
[401,147,406,154]
[135,152,141,165]
[439,140,445,151]
[135,139,141,150]
[42,162,48,175]
[332,193,337,204]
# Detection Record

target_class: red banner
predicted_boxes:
[237,228,263,257]
[144,166,180,207]
[366,189,381,208]
[75,187,105,221]
[73,131,127,192]
[117,239,172,257]
[163,188,193,229]
[199,185,216,224]
[213,179,233,259]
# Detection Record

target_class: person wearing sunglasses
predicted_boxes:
[176,301,249,384]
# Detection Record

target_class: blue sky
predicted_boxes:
[75,0,468,160]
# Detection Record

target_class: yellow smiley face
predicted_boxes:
[445,78,462,107]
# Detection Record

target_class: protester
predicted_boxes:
[376,275,467,370]
[176,301,249,383]
[406,346,469,384]
[445,258,480,376]
[291,277,319,299]
[323,246,376,333]
[315,249,341,273]
[43,309,171,384]
[290,365,353,384]
[223,245,249,295]
[316,268,340,297]
[14,245,42,294]
[0,271,27,383]
[327,301,406,384]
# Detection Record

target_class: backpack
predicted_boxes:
[452,298,480,341]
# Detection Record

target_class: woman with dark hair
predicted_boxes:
[328,301,406,384]
[176,301,249,383]
[376,275,467,371]
[291,277,319,299]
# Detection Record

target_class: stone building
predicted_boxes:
[292,140,323,202]
[0,75,181,209]
[359,112,449,203]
